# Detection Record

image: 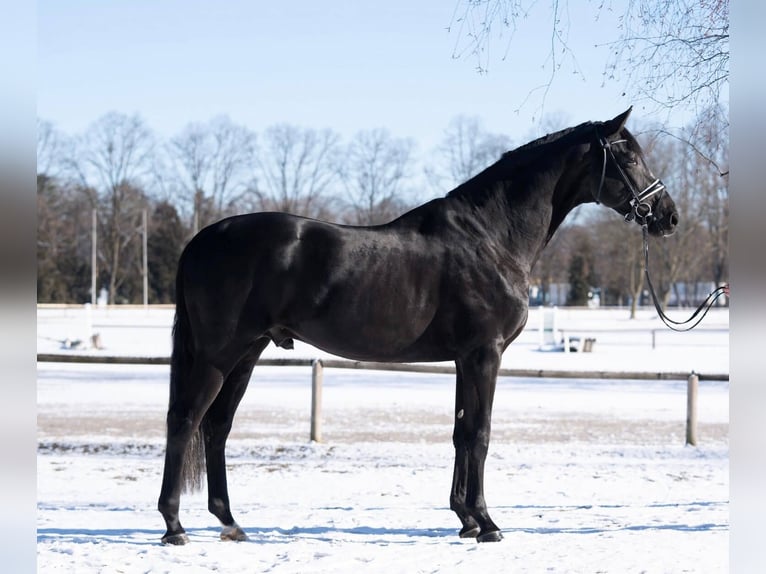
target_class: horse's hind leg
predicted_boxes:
[158,359,225,545]
[203,338,269,541]
[450,344,503,542]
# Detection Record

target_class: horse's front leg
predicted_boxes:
[450,343,503,542]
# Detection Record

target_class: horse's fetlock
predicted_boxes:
[158,496,180,521]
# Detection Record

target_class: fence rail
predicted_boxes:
[37,353,725,445]
[36,353,728,382]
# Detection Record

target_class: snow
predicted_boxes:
[37,306,729,572]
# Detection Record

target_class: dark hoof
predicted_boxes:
[220,524,248,541]
[459,525,480,538]
[161,532,189,545]
[477,529,504,543]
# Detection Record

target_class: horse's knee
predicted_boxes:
[469,431,490,459]
[453,425,489,452]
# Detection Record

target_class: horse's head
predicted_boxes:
[590,108,679,237]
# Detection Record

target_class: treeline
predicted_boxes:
[37,107,728,310]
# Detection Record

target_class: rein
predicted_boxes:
[597,132,728,331]
[640,225,728,332]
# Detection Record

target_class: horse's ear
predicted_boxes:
[601,107,633,136]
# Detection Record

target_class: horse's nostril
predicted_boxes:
[670,212,679,227]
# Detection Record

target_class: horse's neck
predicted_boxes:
[543,153,592,243]
[501,150,592,268]
[442,142,592,270]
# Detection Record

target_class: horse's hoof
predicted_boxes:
[477,529,504,543]
[458,522,481,538]
[220,524,248,542]
[161,532,190,545]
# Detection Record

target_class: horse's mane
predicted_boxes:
[446,120,597,200]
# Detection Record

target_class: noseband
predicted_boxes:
[595,135,666,225]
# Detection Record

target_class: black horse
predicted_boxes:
[158,108,678,545]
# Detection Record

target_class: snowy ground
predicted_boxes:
[37,306,729,572]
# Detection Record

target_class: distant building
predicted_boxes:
[529,282,727,307]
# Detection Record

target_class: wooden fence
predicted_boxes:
[37,353,725,445]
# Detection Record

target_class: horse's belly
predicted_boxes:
[291,331,454,363]
[286,316,442,363]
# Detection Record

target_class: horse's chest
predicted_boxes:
[436,263,528,343]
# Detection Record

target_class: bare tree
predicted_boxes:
[37,118,68,178]
[427,115,512,191]
[167,122,208,232]
[253,124,341,218]
[37,176,94,302]
[604,0,729,114]
[68,112,156,304]
[168,116,257,234]
[37,118,93,302]
[340,129,416,225]
[147,201,188,303]
[531,223,577,305]
[635,111,728,308]
[565,228,598,306]
[589,212,645,316]
[97,182,151,303]
[68,112,155,193]
[688,105,729,286]
[449,1,729,116]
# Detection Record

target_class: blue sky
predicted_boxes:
[37,0,689,153]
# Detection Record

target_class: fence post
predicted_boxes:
[686,372,699,446]
[83,303,93,346]
[311,359,323,443]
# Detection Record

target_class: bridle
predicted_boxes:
[595,135,666,225]
[596,132,728,331]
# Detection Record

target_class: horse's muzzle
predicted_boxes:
[648,191,679,237]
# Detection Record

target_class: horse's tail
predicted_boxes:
[168,252,206,494]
